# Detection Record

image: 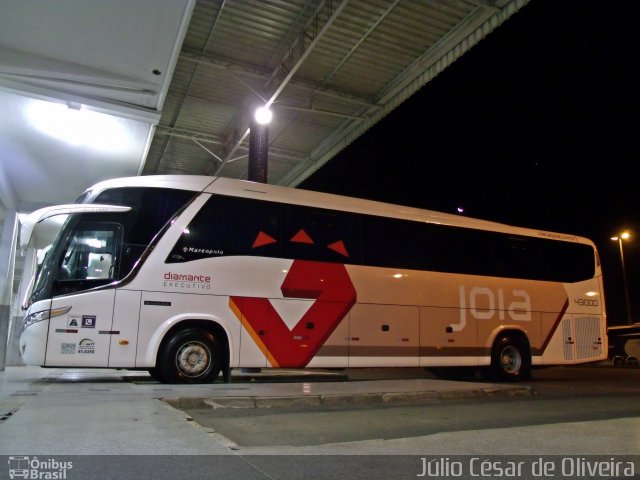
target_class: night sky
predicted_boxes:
[301,0,640,325]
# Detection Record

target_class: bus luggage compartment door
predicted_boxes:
[348,304,419,367]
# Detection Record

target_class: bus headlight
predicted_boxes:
[22,306,71,332]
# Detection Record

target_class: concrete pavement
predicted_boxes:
[0,365,638,458]
[0,366,529,452]
[0,365,530,455]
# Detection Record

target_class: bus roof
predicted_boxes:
[83,175,593,247]
[82,175,216,197]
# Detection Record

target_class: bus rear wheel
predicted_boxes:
[158,328,222,384]
[487,335,531,382]
[429,367,476,380]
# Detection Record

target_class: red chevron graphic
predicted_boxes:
[229,260,357,367]
[327,240,349,257]
[290,229,314,244]
[252,231,277,248]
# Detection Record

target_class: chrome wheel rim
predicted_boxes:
[500,345,522,374]
[176,341,210,377]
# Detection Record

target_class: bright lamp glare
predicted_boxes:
[612,231,631,242]
[254,106,273,125]
[85,238,105,249]
[27,100,131,152]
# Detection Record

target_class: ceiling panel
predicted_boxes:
[144,0,528,186]
[0,0,195,214]
[0,0,528,218]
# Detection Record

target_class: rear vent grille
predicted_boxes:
[563,316,603,361]
[562,319,573,361]
[575,316,603,360]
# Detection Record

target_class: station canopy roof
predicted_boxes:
[0,0,528,216]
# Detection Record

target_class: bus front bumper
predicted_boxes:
[19,321,48,366]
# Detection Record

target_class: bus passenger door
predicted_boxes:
[44,221,123,367]
[45,290,115,367]
[108,289,141,367]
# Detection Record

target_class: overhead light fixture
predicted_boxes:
[254,106,273,125]
[26,99,132,152]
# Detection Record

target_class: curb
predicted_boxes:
[163,386,534,410]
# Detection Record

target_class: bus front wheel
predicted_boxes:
[158,328,222,384]
[147,367,165,382]
[487,335,531,382]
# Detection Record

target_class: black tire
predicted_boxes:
[147,367,165,382]
[429,367,476,380]
[613,356,626,367]
[626,356,639,367]
[158,328,222,384]
[488,335,531,382]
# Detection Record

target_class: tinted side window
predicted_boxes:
[430,227,530,278]
[94,187,194,245]
[281,205,360,263]
[358,215,594,283]
[93,187,195,277]
[430,224,594,282]
[167,195,280,263]
[165,192,595,281]
[361,215,431,270]
[537,240,595,282]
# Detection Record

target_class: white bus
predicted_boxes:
[19,175,606,383]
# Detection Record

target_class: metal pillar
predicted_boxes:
[0,211,18,371]
[617,237,633,325]
[248,120,268,183]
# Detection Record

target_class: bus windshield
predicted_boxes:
[24,213,70,308]
[24,186,197,306]
[27,212,127,305]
